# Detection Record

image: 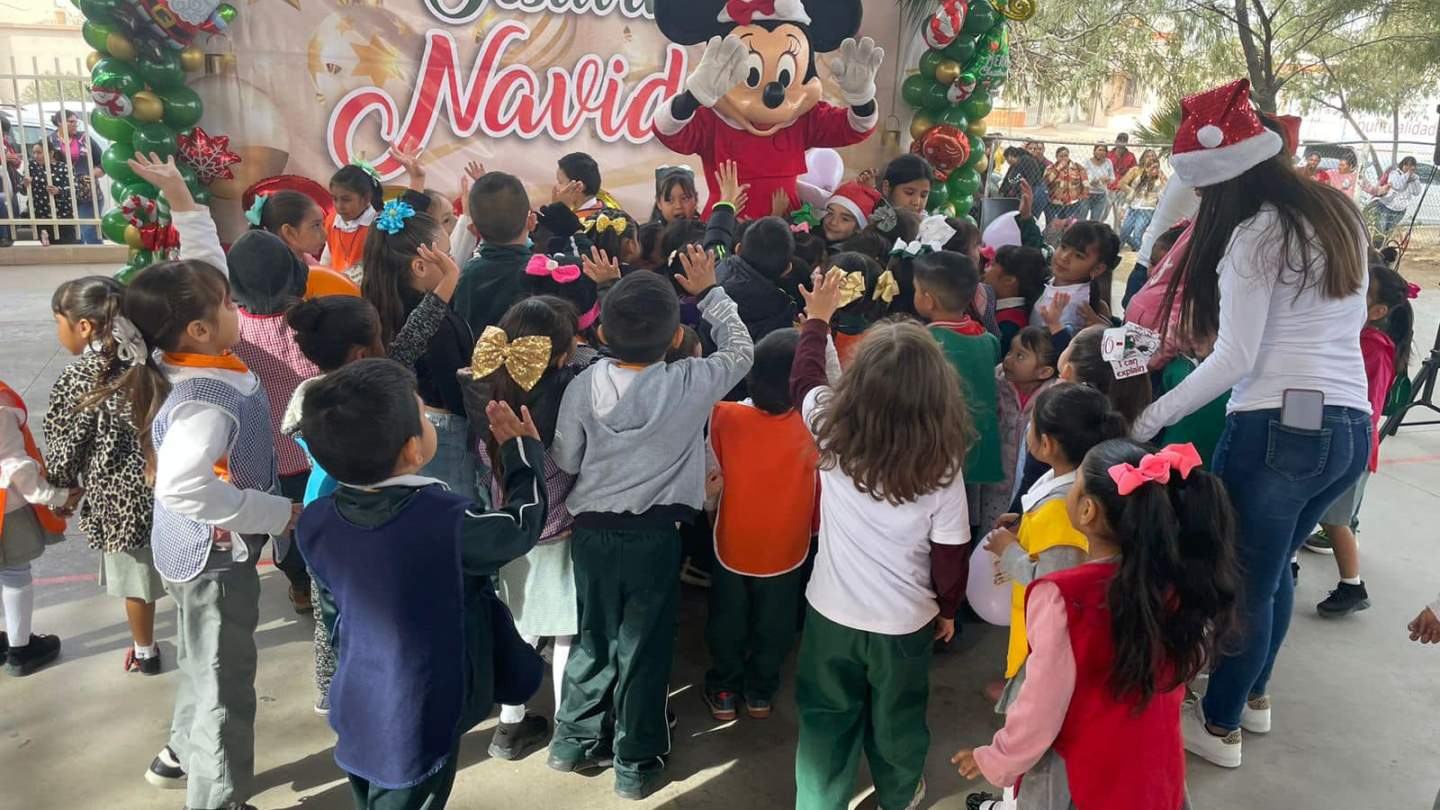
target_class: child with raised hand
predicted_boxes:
[0,375,76,676]
[548,244,753,801]
[295,359,546,810]
[789,269,972,810]
[465,297,585,761]
[977,327,1061,534]
[1307,263,1416,618]
[985,245,1049,349]
[246,190,327,265]
[982,384,1129,711]
[826,251,893,368]
[43,276,161,674]
[1031,221,1120,333]
[913,251,1004,488]
[325,161,386,279]
[703,328,818,722]
[957,438,1240,810]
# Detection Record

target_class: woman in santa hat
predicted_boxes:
[1131,79,1370,770]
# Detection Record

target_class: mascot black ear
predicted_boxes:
[654,0,735,46]
[802,0,863,52]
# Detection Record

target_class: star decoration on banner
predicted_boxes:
[350,35,404,84]
[177,126,242,184]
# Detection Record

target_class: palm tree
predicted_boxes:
[1131,98,1181,154]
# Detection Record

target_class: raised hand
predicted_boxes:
[800,267,843,324]
[1018,177,1034,220]
[716,159,749,212]
[487,401,540,445]
[391,142,426,189]
[582,246,621,284]
[1039,291,1071,333]
[770,188,791,218]
[828,36,885,106]
[416,243,460,301]
[687,34,750,108]
[552,179,586,209]
[127,152,196,211]
[464,160,485,181]
[674,244,717,295]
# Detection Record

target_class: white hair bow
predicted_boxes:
[891,214,958,257]
[112,316,148,366]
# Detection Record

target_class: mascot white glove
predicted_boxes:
[828,36,885,107]
[687,35,751,108]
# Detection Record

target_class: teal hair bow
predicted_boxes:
[244,194,268,227]
[376,199,416,235]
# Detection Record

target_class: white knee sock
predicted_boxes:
[497,634,545,723]
[0,564,35,645]
[552,635,574,711]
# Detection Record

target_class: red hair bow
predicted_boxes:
[1107,443,1203,496]
[726,0,777,25]
[1405,281,1421,300]
[525,254,581,284]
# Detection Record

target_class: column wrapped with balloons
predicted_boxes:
[900,0,1031,221]
[76,0,242,281]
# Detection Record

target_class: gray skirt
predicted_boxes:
[0,506,63,568]
[100,546,167,601]
[496,536,578,638]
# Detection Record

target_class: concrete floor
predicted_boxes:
[3,262,1440,809]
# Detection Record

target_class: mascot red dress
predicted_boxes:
[653,0,884,219]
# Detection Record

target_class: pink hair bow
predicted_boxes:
[790,221,811,234]
[1107,443,1203,496]
[1405,281,1421,300]
[525,254,581,284]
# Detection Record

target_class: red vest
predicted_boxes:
[1027,563,1187,810]
[0,380,67,535]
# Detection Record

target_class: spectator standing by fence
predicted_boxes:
[1084,144,1115,222]
[1043,147,1087,222]
[1107,132,1137,229]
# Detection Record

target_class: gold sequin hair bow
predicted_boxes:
[873,270,899,304]
[584,213,630,236]
[471,326,552,392]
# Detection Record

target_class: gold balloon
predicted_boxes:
[935,59,962,86]
[1000,0,1037,21]
[975,154,990,174]
[85,51,103,71]
[967,118,988,137]
[105,32,136,61]
[131,90,164,123]
[179,45,205,72]
[124,224,143,249]
[910,112,938,141]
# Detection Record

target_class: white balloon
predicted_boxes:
[796,148,846,209]
[966,538,1012,626]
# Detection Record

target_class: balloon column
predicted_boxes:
[900,0,1032,220]
[76,0,242,282]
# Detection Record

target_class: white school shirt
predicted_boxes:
[0,406,68,514]
[801,387,971,636]
[1029,281,1091,332]
[153,361,293,540]
[1133,204,1370,440]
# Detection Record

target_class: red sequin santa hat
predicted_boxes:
[827,181,883,227]
[1168,78,1283,187]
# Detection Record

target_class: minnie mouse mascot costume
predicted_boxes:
[653,0,884,220]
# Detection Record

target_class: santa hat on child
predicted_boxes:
[1168,78,1283,188]
[827,182,883,228]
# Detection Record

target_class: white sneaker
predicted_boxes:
[1182,699,1242,768]
[1241,694,1271,734]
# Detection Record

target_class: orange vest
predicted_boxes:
[833,329,864,370]
[710,402,818,576]
[0,380,66,535]
[324,211,369,274]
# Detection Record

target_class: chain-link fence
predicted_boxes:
[1,57,107,248]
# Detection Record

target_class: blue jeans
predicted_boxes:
[1203,406,1370,730]
[1376,204,1406,234]
[75,198,100,244]
[419,411,480,503]
[1084,192,1109,221]
[1119,207,1154,250]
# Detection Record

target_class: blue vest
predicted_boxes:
[150,376,278,582]
[296,485,473,789]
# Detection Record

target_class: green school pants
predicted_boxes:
[794,607,934,810]
[704,563,804,703]
[346,744,459,810]
[550,527,681,779]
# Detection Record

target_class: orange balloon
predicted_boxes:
[305,266,361,299]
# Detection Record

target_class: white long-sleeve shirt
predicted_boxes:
[153,361,292,538]
[0,406,69,513]
[1136,179,1199,263]
[1133,205,1370,440]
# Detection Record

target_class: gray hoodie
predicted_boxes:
[552,287,753,517]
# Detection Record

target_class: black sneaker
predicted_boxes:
[124,647,163,675]
[145,745,187,789]
[547,749,613,773]
[703,690,738,721]
[185,804,256,810]
[614,768,664,801]
[5,634,60,676]
[0,631,7,657]
[488,714,549,760]
[1317,581,1370,617]
[967,792,1002,810]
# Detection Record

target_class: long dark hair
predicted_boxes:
[1031,383,1128,465]
[1065,326,1152,426]
[330,165,384,211]
[481,298,576,475]
[52,275,124,375]
[287,296,382,372]
[360,212,441,345]
[650,169,697,224]
[1370,263,1414,373]
[993,245,1048,313]
[1164,153,1365,341]
[1080,438,1241,704]
[254,190,320,233]
[1059,220,1120,314]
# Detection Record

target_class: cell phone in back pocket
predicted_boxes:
[1281,389,1324,431]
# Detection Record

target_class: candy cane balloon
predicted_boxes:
[923,0,969,50]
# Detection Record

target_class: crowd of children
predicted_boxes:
[0,129,1419,810]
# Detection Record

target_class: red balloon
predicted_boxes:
[915,124,972,182]
[243,175,335,219]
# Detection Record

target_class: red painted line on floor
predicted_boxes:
[34,558,275,587]
[1379,454,1440,466]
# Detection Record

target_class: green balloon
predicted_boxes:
[962,1,996,33]
[943,36,977,64]
[922,80,952,112]
[960,94,993,121]
[947,167,982,200]
[177,162,199,189]
[160,86,203,129]
[114,263,141,285]
[216,3,237,23]
[111,179,159,204]
[190,185,213,207]
[90,57,141,97]
[131,122,178,160]
[138,51,185,89]
[919,49,946,80]
[939,107,969,130]
[89,109,134,141]
[964,133,986,168]
[82,21,113,53]
[926,183,950,212]
[902,74,934,108]
[101,207,131,244]
[100,143,137,182]
[78,0,119,20]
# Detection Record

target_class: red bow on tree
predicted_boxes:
[139,223,180,252]
[726,0,777,25]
